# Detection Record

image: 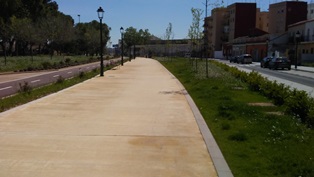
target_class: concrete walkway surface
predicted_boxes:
[0,58,232,177]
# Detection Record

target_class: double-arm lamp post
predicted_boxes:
[120,27,124,66]
[97,7,104,76]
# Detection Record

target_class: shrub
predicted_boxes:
[212,61,314,128]
[260,81,291,106]
[246,71,264,91]
[42,61,52,69]
[285,89,314,126]
[19,81,32,94]
[308,107,314,128]
[59,61,64,67]
[27,66,34,71]
[79,71,85,79]
[56,76,64,84]
[65,58,71,64]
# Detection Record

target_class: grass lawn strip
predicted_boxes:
[159,58,313,177]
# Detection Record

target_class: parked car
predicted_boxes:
[268,57,291,70]
[184,53,191,58]
[260,56,272,68]
[229,56,239,63]
[237,54,253,64]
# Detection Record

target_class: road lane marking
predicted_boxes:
[0,86,13,91]
[53,75,60,78]
[68,71,72,74]
[31,80,41,83]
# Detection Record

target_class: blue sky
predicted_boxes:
[54,0,308,46]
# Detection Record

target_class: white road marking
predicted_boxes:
[53,75,60,78]
[31,80,41,83]
[0,86,13,91]
[68,71,72,74]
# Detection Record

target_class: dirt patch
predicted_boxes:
[232,87,245,90]
[159,89,188,95]
[248,102,275,107]
[265,112,284,116]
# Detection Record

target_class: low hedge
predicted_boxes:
[212,61,314,128]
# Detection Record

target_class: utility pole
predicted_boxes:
[203,0,209,18]
[202,0,224,78]
[203,0,209,78]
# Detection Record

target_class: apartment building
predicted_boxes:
[308,3,314,19]
[212,8,229,52]
[288,18,314,64]
[256,8,269,33]
[227,3,257,42]
[203,16,213,57]
[269,1,307,34]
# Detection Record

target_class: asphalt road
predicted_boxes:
[0,59,120,99]
[243,64,314,87]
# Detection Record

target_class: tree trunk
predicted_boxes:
[1,43,7,65]
[30,43,33,63]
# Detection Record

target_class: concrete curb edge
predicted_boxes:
[158,60,234,177]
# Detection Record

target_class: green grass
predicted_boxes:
[0,55,100,72]
[159,58,314,177]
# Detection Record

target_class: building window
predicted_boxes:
[311,9,314,14]
[311,48,313,54]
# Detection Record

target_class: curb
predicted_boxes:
[161,62,234,177]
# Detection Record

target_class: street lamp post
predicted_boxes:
[78,14,80,23]
[97,7,104,76]
[295,31,301,70]
[120,27,124,66]
[266,39,269,57]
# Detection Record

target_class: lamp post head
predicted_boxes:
[120,27,124,34]
[296,31,301,38]
[97,7,104,20]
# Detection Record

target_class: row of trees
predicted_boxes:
[1,0,203,63]
[0,0,110,63]
[123,27,152,58]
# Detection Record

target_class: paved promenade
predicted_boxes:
[0,58,231,177]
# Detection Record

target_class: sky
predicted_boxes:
[54,0,312,47]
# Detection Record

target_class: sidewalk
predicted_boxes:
[0,58,231,177]
[291,65,314,73]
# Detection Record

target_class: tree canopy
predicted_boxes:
[123,27,151,56]
[0,0,110,58]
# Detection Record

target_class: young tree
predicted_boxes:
[188,8,203,57]
[188,8,203,71]
[164,22,174,58]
